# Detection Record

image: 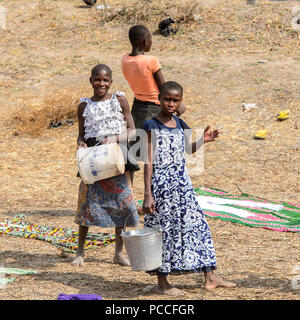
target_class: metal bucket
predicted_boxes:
[121,215,162,271]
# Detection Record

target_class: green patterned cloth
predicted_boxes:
[0,214,115,253]
[137,186,300,232]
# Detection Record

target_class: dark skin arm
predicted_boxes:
[153,69,165,90]
[185,126,220,154]
[175,103,186,117]
[77,102,88,148]
[153,69,185,116]
[143,131,155,214]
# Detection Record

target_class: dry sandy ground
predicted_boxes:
[0,0,299,300]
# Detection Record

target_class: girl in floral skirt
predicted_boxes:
[71,64,139,267]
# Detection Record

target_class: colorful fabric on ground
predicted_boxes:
[0,268,36,287]
[0,214,115,253]
[0,277,16,286]
[0,268,36,275]
[136,186,300,232]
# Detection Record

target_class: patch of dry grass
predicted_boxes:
[11,88,85,136]
[98,0,202,26]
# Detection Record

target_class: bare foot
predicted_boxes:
[60,249,68,259]
[71,255,85,266]
[204,274,236,291]
[157,284,186,297]
[156,274,185,296]
[113,253,131,266]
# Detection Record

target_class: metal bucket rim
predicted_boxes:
[121,227,161,238]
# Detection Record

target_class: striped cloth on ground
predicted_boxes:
[137,186,300,232]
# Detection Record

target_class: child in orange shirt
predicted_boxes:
[121,25,185,181]
[122,25,165,129]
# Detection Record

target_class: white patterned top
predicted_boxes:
[80,91,127,140]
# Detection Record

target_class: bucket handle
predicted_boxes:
[78,135,117,163]
[121,211,163,235]
[78,140,102,164]
[122,211,132,234]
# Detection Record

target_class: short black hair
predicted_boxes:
[91,64,112,78]
[159,81,183,96]
[129,25,150,45]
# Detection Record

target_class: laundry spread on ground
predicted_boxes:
[0,214,115,253]
[137,186,300,232]
[0,267,36,287]
[1,186,299,256]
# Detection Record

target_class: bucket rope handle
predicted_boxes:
[78,134,121,164]
[78,141,102,164]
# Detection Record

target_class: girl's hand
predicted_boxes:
[77,141,87,149]
[102,136,118,144]
[143,194,155,214]
[175,102,186,117]
[204,126,220,143]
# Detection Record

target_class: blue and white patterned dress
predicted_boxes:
[142,116,217,275]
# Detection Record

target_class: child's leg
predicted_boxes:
[203,269,236,290]
[128,171,143,214]
[112,227,130,266]
[71,226,88,266]
[129,171,134,185]
[156,273,185,296]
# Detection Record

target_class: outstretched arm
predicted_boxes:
[203,126,220,143]
[185,126,220,154]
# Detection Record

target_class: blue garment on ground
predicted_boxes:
[57,293,102,300]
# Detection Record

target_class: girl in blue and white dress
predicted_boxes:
[142,81,236,296]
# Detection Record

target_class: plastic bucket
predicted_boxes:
[76,142,125,184]
[121,226,162,271]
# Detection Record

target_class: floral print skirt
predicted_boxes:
[75,172,139,228]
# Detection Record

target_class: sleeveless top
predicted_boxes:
[80,91,127,140]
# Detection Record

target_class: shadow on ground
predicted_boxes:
[0,250,103,270]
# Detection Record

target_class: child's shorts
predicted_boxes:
[131,98,161,129]
[129,98,161,161]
